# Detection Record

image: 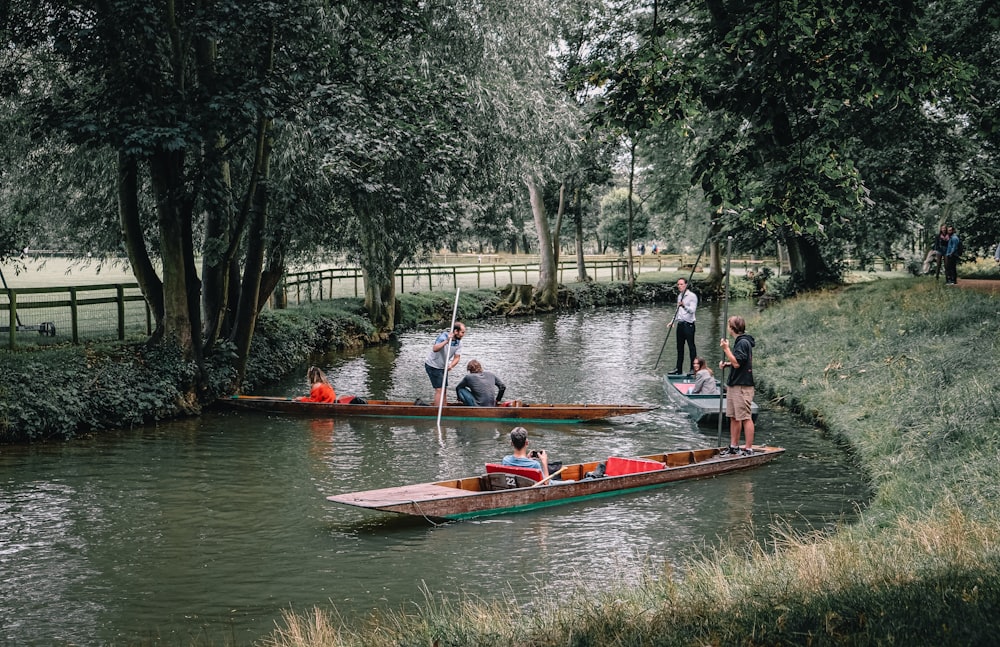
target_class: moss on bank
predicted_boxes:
[264,277,1000,647]
[1,280,686,442]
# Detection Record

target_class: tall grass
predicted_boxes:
[264,278,1000,646]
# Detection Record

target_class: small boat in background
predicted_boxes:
[219,395,656,424]
[326,445,784,521]
[664,374,759,426]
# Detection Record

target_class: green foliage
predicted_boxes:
[0,343,194,442]
[597,187,649,252]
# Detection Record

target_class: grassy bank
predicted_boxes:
[265,278,1000,646]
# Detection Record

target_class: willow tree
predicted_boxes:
[4,0,333,393]
[312,2,480,332]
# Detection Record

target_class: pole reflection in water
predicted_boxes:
[0,303,869,646]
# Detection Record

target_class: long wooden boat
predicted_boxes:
[664,374,759,426]
[220,395,656,424]
[326,445,784,520]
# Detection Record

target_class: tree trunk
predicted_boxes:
[150,149,197,363]
[363,268,397,333]
[785,235,834,287]
[526,176,558,308]
[573,187,589,282]
[626,139,637,289]
[117,150,164,341]
[231,119,272,387]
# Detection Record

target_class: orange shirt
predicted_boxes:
[301,382,336,403]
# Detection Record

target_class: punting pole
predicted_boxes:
[654,226,714,371]
[716,236,733,448]
[436,288,461,431]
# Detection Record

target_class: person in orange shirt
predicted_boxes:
[297,366,336,403]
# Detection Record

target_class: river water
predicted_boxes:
[0,303,868,646]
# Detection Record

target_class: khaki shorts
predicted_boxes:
[725,385,755,421]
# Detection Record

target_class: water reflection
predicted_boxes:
[0,303,869,646]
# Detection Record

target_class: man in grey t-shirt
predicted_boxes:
[455,359,506,407]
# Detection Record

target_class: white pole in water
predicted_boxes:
[436,288,461,431]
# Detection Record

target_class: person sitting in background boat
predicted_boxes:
[501,427,548,478]
[689,357,719,395]
[296,366,336,403]
[455,359,506,407]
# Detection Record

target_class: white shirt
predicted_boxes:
[676,290,697,324]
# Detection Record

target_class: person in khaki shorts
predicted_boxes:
[719,315,756,455]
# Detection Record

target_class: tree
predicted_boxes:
[581,0,965,287]
[4,0,334,395]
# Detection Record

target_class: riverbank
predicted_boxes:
[266,277,1000,646]
[0,278,690,442]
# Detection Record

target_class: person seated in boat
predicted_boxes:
[689,356,719,395]
[296,366,336,403]
[501,426,548,478]
[455,359,506,407]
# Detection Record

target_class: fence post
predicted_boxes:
[508,265,513,284]
[399,269,405,294]
[7,291,15,349]
[70,287,79,344]
[354,269,359,297]
[452,267,457,289]
[116,284,126,340]
[476,267,481,289]
[427,267,433,292]
[317,271,323,301]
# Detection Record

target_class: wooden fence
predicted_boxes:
[1,254,785,348]
[1,283,149,349]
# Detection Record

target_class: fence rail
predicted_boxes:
[1,283,149,349]
[2,254,785,349]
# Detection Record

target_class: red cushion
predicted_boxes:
[604,456,666,477]
[485,463,543,482]
[673,382,696,394]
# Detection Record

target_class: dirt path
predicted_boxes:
[956,278,1000,294]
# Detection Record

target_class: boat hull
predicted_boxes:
[219,395,655,423]
[664,374,759,426]
[327,446,784,520]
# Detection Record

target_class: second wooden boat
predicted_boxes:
[220,395,656,424]
[664,374,759,426]
[327,445,784,520]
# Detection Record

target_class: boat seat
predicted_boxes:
[673,382,696,394]
[485,463,544,482]
[604,456,666,477]
[483,472,539,490]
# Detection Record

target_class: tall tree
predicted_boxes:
[4,0,334,394]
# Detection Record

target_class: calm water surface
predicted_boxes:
[0,304,868,645]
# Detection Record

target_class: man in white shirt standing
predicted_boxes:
[667,278,698,376]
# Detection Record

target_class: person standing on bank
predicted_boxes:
[719,315,755,455]
[455,359,506,407]
[944,225,961,285]
[667,277,698,376]
[425,322,466,406]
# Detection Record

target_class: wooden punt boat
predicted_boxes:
[220,395,656,424]
[326,445,784,520]
[664,374,759,426]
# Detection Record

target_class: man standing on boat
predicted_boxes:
[719,315,755,455]
[501,427,548,477]
[425,322,466,406]
[667,278,698,376]
[455,359,506,407]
